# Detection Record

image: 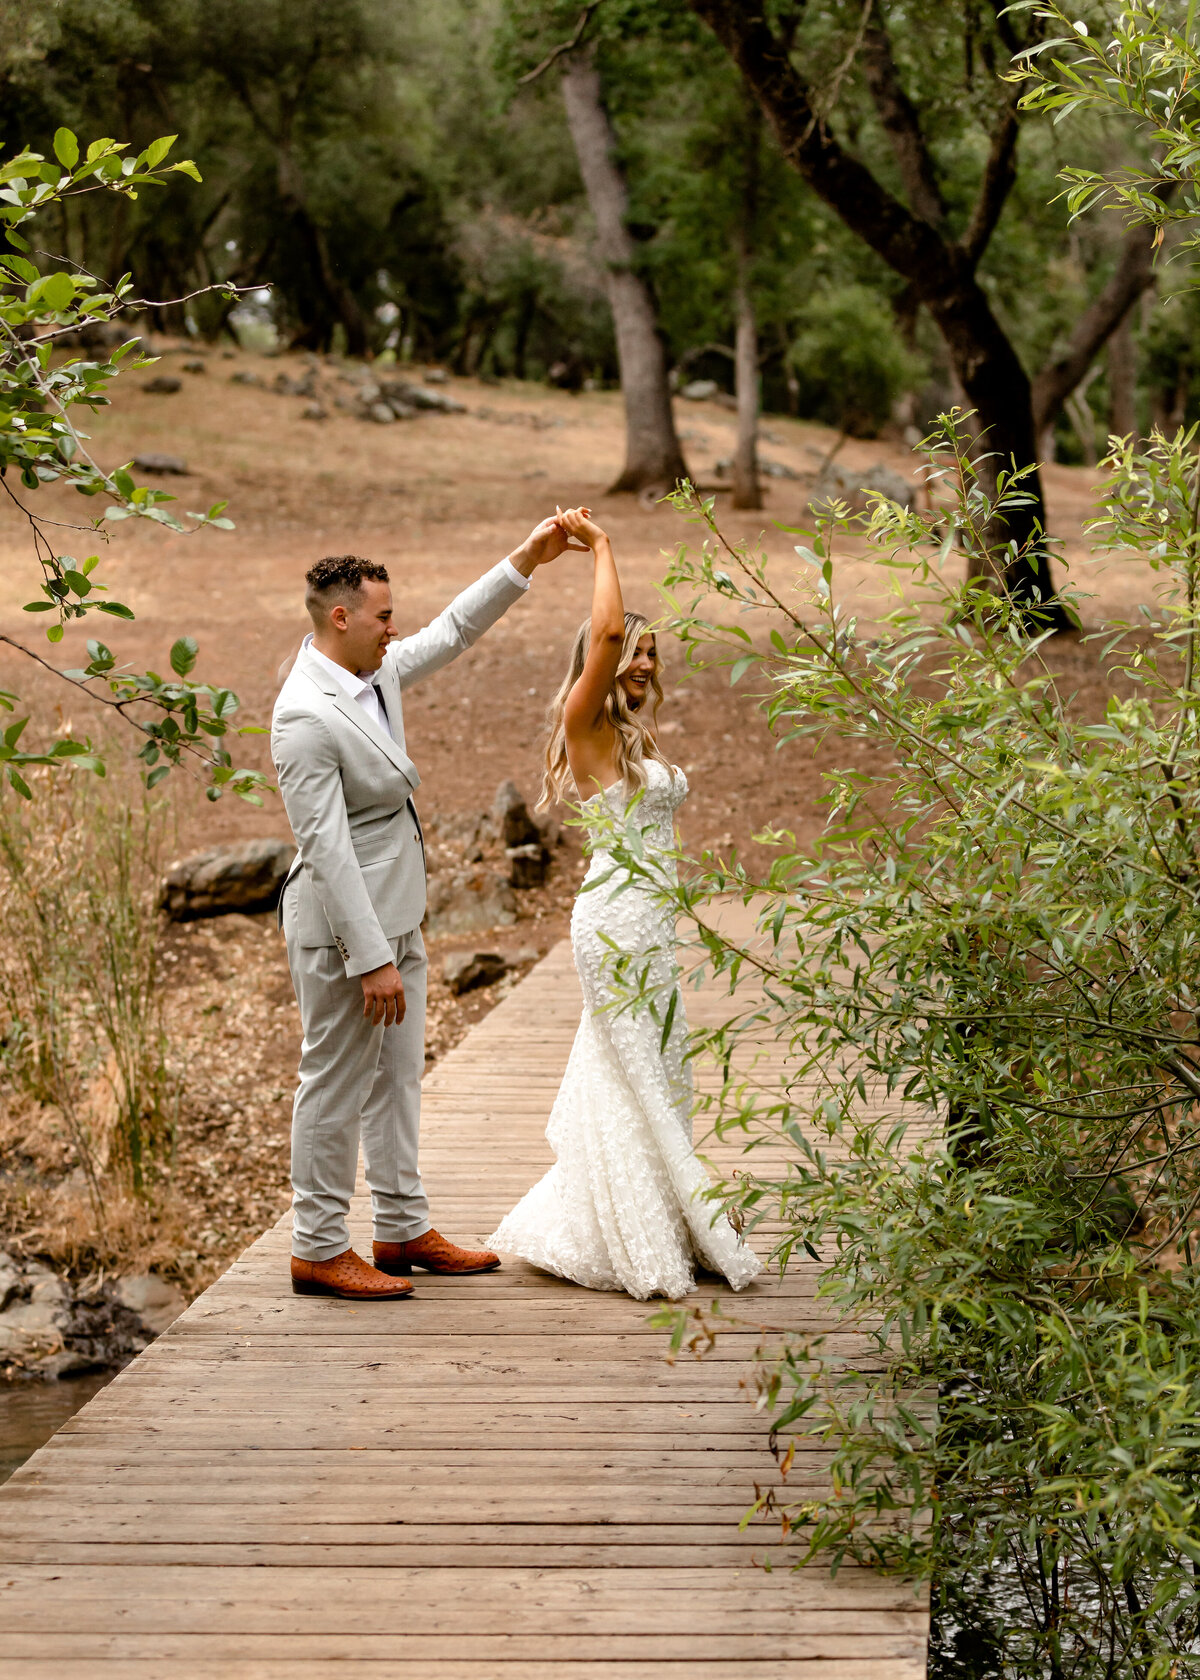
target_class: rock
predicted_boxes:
[507,843,549,890]
[0,1258,20,1313]
[181,358,207,374]
[29,1275,67,1306]
[386,399,419,420]
[230,370,264,387]
[423,869,517,938]
[142,375,182,395]
[510,946,540,967]
[379,379,465,415]
[533,812,563,848]
[761,458,800,481]
[429,810,489,850]
[273,369,317,398]
[301,404,328,421]
[680,379,720,401]
[442,950,508,995]
[133,452,189,476]
[492,780,541,849]
[808,461,914,516]
[116,1274,185,1334]
[40,1348,105,1378]
[366,402,395,424]
[159,838,297,921]
[423,367,448,383]
[1,1299,63,1336]
[547,358,585,392]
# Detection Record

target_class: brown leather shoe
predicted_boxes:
[374,1229,501,1276]
[291,1247,414,1299]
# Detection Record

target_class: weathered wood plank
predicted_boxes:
[0,925,928,1674]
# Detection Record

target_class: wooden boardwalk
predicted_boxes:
[0,937,928,1677]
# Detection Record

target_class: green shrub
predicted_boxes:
[788,284,922,437]
[608,420,1200,1677]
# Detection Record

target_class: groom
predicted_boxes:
[272,516,575,1300]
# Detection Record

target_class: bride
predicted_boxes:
[487,506,762,1300]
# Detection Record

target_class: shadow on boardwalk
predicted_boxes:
[0,939,928,1678]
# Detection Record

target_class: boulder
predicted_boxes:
[143,375,182,395]
[366,402,396,424]
[230,370,264,388]
[807,461,915,516]
[424,868,517,938]
[116,1274,185,1334]
[680,378,719,401]
[159,838,296,921]
[133,453,189,476]
[181,358,207,374]
[423,367,449,384]
[507,843,549,890]
[300,403,329,421]
[492,779,541,849]
[442,950,508,995]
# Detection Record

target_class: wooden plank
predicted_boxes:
[0,921,928,1674]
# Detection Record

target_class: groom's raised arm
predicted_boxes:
[386,515,575,690]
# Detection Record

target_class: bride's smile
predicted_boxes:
[618,635,656,708]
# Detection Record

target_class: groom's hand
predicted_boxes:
[507,514,589,576]
[362,961,406,1026]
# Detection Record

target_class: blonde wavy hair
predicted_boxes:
[538,612,670,807]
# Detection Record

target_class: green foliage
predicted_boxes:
[789,285,924,436]
[590,419,1200,1674]
[0,124,266,801]
[1014,0,1200,246]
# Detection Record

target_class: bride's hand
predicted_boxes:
[556,505,609,549]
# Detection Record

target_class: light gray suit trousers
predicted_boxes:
[273,561,528,1261]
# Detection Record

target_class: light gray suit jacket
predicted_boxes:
[272,561,528,976]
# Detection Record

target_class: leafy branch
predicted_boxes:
[0,127,267,802]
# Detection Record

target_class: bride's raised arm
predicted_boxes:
[558,507,624,796]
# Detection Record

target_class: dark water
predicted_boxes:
[0,1372,114,1483]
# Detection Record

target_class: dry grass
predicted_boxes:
[0,767,585,1299]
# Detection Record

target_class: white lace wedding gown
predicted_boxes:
[487,760,762,1300]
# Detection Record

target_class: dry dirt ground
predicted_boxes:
[0,342,1162,1309]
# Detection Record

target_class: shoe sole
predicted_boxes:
[291,1278,413,1299]
[375,1258,501,1277]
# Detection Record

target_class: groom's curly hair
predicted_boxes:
[304,554,389,621]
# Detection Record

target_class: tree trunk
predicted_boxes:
[687,0,1070,625]
[732,254,762,509]
[1108,311,1138,442]
[560,53,688,493]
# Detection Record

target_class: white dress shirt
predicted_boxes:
[301,558,530,738]
[304,637,394,737]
